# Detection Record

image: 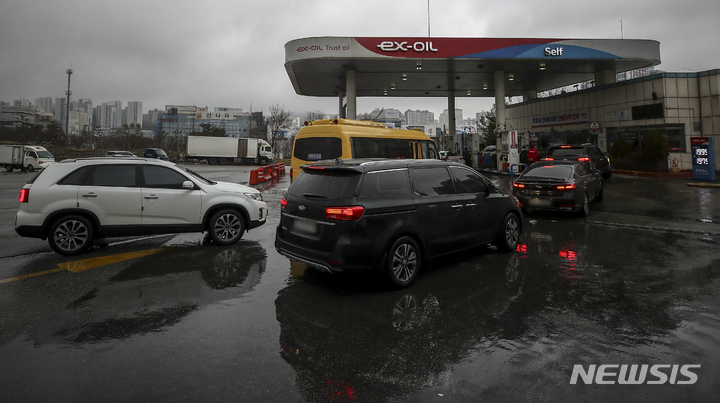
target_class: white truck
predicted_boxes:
[185,136,274,165]
[1,145,55,172]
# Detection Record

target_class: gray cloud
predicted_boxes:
[2,0,718,117]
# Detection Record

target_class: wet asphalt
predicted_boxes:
[0,165,719,402]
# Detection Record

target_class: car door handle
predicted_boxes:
[81,193,97,198]
[465,203,476,207]
[144,195,159,200]
[451,204,463,209]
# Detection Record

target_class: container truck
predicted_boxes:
[1,145,55,172]
[185,136,274,165]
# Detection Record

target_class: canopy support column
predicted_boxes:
[495,70,506,171]
[346,70,356,120]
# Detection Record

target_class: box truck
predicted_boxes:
[185,136,273,165]
[1,145,55,172]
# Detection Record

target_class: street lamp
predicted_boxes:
[65,68,73,135]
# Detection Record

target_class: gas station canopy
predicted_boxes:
[284,37,661,98]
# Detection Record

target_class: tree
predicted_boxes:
[249,111,266,139]
[305,110,326,123]
[265,104,293,151]
[477,103,498,148]
[192,123,226,137]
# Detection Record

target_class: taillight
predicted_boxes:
[543,157,554,161]
[556,184,576,190]
[578,157,590,162]
[280,197,287,210]
[19,188,29,203]
[325,206,365,221]
[512,182,525,188]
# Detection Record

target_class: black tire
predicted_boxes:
[218,158,227,165]
[26,164,35,172]
[208,209,245,245]
[495,213,521,252]
[259,157,269,166]
[208,158,218,165]
[48,215,94,255]
[596,182,604,202]
[386,236,421,287]
[5,165,13,173]
[602,170,612,180]
[579,193,590,217]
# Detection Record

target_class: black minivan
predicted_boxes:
[275,159,522,287]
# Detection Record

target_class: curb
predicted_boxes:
[687,182,720,188]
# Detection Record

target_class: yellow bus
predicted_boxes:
[290,118,439,180]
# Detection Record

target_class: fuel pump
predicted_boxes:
[506,130,520,172]
[498,129,520,172]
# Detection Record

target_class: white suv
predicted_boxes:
[15,158,267,255]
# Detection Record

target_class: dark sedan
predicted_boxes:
[512,161,603,216]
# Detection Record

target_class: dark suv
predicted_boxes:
[543,144,611,179]
[275,159,522,287]
[144,148,169,161]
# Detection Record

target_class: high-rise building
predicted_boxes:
[95,101,120,129]
[405,109,435,126]
[13,99,32,107]
[67,110,88,135]
[124,101,143,126]
[440,109,463,126]
[35,97,54,114]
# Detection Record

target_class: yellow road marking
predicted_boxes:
[0,248,166,284]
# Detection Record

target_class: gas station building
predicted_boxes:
[284,37,720,172]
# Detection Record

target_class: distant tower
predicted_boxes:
[65,68,73,134]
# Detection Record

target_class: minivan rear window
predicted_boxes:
[294,137,342,161]
[359,169,409,196]
[287,169,361,200]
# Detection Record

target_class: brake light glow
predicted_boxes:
[325,206,365,221]
[280,197,287,210]
[578,157,590,162]
[307,166,325,170]
[556,184,576,190]
[512,182,525,188]
[19,188,29,203]
[561,145,572,148]
[543,157,554,161]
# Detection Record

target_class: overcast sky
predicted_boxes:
[2,0,719,118]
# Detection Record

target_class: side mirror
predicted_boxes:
[182,180,195,190]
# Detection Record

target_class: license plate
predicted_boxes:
[528,198,552,207]
[293,219,317,234]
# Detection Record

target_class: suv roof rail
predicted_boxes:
[59,156,148,163]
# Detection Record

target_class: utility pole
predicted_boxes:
[65,68,73,135]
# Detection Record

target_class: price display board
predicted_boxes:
[691,137,716,181]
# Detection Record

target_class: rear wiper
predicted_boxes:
[302,193,328,199]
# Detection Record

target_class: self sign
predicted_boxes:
[544,47,564,56]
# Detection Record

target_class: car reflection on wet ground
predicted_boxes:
[276,220,720,401]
